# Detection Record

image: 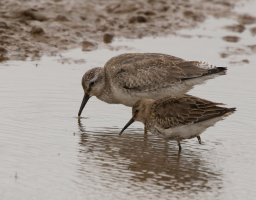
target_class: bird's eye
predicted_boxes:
[89,81,95,87]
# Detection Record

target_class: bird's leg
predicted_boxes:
[144,126,148,135]
[143,126,148,140]
[177,140,182,152]
[197,136,202,144]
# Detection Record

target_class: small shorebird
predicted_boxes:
[78,53,226,116]
[119,95,235,151]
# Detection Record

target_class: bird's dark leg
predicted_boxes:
[144,126,148,135]
[197,136,202,144]
[143,126,148,140]
[177,140,182,152]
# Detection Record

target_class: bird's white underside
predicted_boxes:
[108,73,220,107]
[153,116,225,140]
[151,108,233,140]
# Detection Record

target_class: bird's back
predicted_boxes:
[104,53,225,93]
[149,95,235,129]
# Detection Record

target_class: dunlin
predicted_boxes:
[119,95,235,151]
[78,53,226,116]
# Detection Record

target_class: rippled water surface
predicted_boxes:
[1,4,256,200]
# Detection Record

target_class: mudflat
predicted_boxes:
[0,0,246,60]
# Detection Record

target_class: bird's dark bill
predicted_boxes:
[78,94,90,116]
[119,117,135,135]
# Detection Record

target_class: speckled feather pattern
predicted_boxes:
[104,53,223,93]
[146,95,235,131]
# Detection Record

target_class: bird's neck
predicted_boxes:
[95,70,117,104]
[141,101,155,123]
[97,86,116,104]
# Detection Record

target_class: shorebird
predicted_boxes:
[119,95,235,151]
[78,53,227,116]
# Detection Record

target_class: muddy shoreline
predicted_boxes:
[1,0,255,61]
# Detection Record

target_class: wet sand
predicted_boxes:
[0,0,247,60]
[1,1,256,200]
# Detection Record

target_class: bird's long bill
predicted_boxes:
[119,117,135,136]
[78,94,90,116]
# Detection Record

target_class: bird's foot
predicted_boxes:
[197,136,202,144]
[177,140,182,153]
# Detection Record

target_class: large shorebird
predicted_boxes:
[78,53,226,116]
[119,95,235,151]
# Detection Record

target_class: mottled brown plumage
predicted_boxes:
[78,53,226,116]
[150,95,230,129]
[120,95,236,152]
[105,53,224,92]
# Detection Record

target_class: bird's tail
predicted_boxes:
[181,66,227,81]
[227,107,236,113]
[222,107,236,117]
[206,67,227,75]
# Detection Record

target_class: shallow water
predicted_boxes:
[1,4,256,200]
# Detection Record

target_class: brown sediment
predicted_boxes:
[81,40,98,51]
[237,14,256,25]
[220,46,252,62]
[225,24,245,33]
[0,0,244,60]
[248,45,256,53]
[103,33,114,44]
[220,53,229,58]
[250,27,256,36]
[222,36,240,43]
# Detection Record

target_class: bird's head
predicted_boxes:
[78,67,104,116]
[119,98,154,135]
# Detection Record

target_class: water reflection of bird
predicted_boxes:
[77,120,223,195]
[78,53,226,116]
[119,95,236,151]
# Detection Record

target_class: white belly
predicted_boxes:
[151,116,224,140]
[111,74,219,106]
[111,83,190,107]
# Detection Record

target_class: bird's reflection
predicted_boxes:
[76,119,223,193]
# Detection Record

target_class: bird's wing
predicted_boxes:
[151,95,231,129]
[104,53,212,92]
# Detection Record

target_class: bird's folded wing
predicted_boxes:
[151,95,228,129]
[104,53,210,92]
